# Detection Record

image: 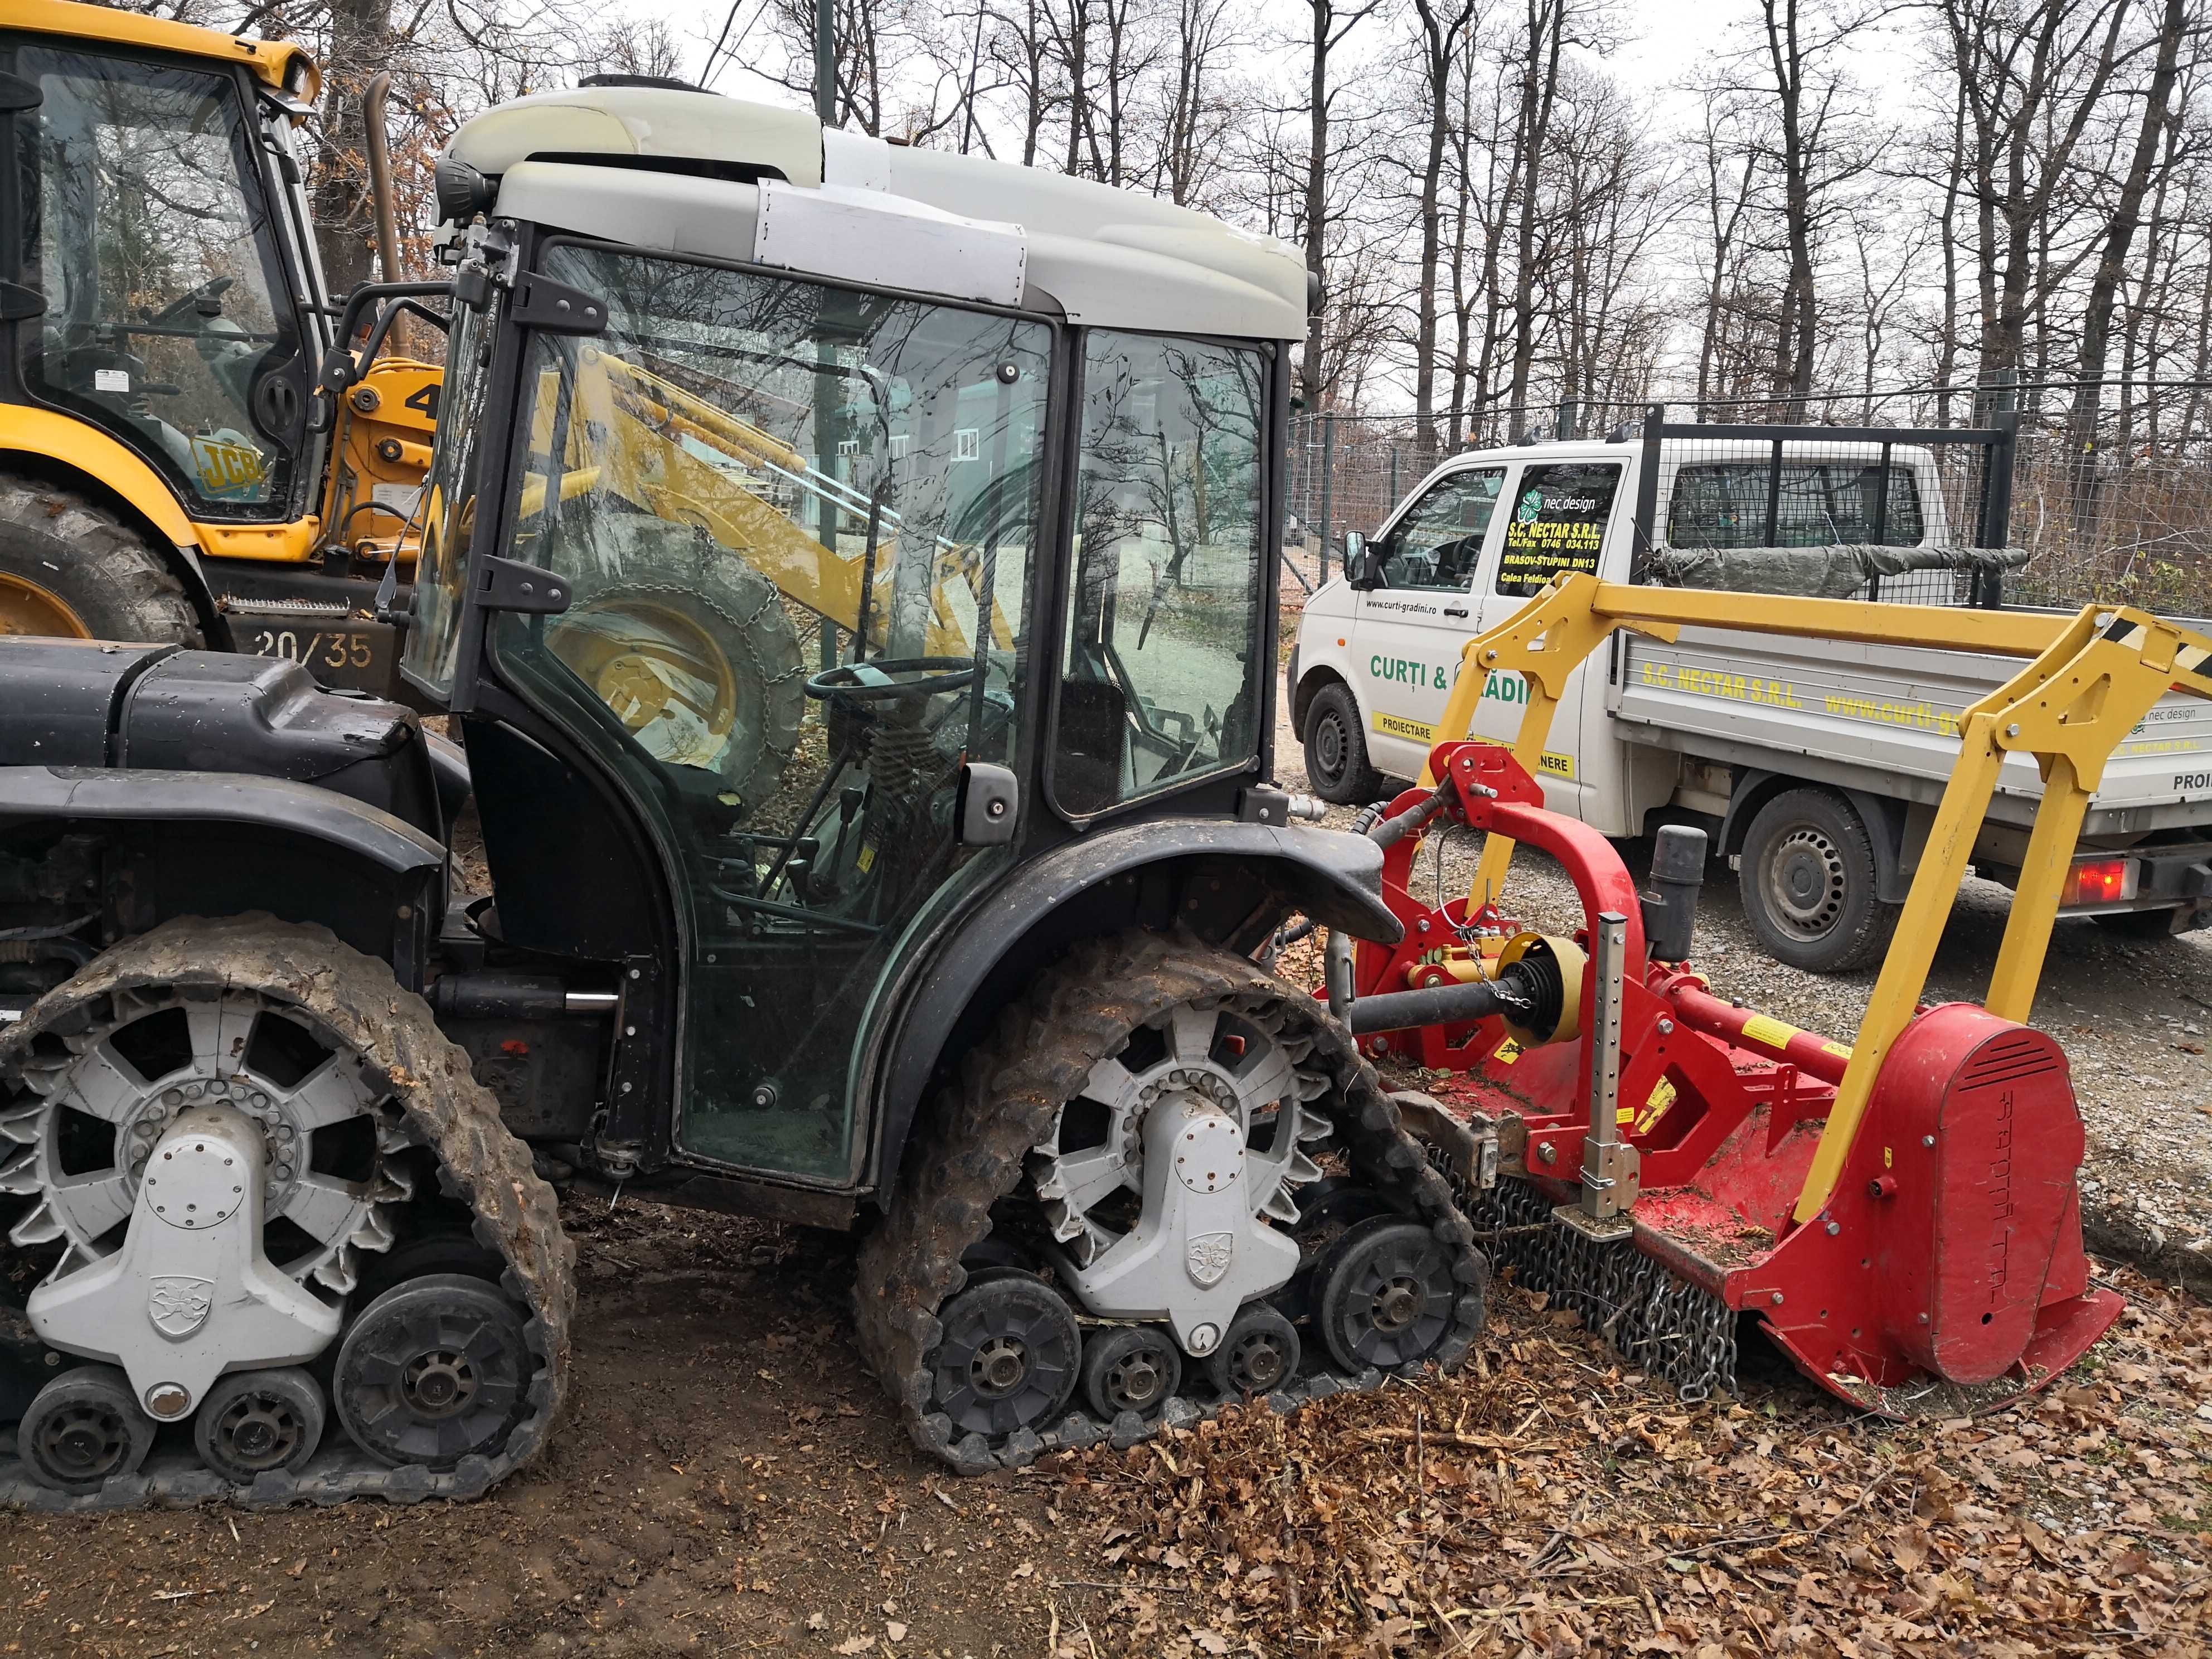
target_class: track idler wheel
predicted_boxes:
[929,1275,1081,1438]
[195,1367,325,1483]
[1080,1325,1182,1422]
[18,1366,154,1495]
[1316,1216,1459,1373]
[1204,1304,1299,1398]
[333,1274,532,1469]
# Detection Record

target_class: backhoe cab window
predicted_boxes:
[492,242,1049,1178]
[20,48,299,517]
[1054,333,1266,815]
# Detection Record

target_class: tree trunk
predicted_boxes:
[2063,0,2184,519]
[314,0,393,302]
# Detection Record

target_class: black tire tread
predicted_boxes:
[0,914,575,1510]
[851,926,1487,1474]
[0,475,202,645]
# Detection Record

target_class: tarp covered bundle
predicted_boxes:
[1644,544,2030,599]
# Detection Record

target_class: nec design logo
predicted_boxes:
[1186,1233,1234,1288]
[149,1276,215,1339]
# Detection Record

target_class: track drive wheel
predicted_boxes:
[0,915,575,1508]
[17,1366,154,1495]
[853,927,1488,1474]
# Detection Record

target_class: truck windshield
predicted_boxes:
[18,47,302,518]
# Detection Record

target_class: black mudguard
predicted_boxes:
[864,818,1403,1191]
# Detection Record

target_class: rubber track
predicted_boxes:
[852,928,1490,1473]
[0,914,574,1510]
[0,477,203,645]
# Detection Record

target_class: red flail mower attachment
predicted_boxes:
[1331,741,2121,1416]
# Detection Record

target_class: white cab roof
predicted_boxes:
[446,87,1308,342]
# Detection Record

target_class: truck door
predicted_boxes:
[1351,464,1505,780]
[1468,458,1627,818]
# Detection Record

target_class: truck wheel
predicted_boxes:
[0,477,202,646]
[1302,682,1383,804]
[1738,787,1899,973]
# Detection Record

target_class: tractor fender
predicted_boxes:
[865,819,1403,1194]
[0,765,443,984]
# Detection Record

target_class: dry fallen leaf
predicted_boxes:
[886,1621,908,1642]
[832,1637,876,1656]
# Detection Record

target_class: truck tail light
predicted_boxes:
[2061,855,2136,906]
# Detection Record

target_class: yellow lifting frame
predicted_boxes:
[1422,573,2212,1223]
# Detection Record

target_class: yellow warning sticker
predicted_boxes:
[1491,1037,1522,1066]
[1635,1076,1677,1134]
[1821,1040,1853,1062]
[1371,710,1436,743]
[1741,1012,1799,1051]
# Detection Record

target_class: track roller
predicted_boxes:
[195,1367,325,1483]
[928,1274,1081,1439]
[17,1366,153,1495]
[1080,1325,1181,1421]
[1204,1304,1299,1398]
[333,1273,532,1470]
[1314,1216,1461,1372]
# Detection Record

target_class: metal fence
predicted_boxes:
[1287,381,2212,616]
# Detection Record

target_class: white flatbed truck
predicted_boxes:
[1289,417,2212,971]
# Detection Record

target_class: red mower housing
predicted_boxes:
[1340,740,2121,1414]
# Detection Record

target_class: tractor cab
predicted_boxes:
[399,86,1306,1188]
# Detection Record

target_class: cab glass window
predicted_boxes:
[1493,461,1622,597]
[1667,461,1925,550]
[18,48,303,519]
[1374,467,1503,590]
[1054,332,1265,816]
[400,289,499,700]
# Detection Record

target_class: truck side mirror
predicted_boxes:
[957,761,1018,845]
[1346,531,1385,591]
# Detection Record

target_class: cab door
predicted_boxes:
[5,41,313,521]
[1467,457,1628,818]
[1351,464,1506,780]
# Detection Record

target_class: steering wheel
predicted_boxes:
[804,657,976,702]
[149,276,235,329]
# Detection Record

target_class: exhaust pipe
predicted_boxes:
[363,72,401,284]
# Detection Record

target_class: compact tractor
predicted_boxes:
[0,81,1489,1505]
[1325,575,2203,1413]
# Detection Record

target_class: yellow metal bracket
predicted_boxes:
[1454,576,2212,1224]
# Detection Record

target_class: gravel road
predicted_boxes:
[1270,698,2212,1292]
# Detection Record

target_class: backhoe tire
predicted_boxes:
[1302,681,1384,805]
[0,476,202,646]
[1738,787,1899,973]
[548,517,804,817]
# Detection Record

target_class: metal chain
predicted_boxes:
[1454,1166,1738,1404]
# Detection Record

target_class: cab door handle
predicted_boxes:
[1442,605,1470,619]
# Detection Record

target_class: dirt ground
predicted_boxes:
[6,631,2212,1655]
